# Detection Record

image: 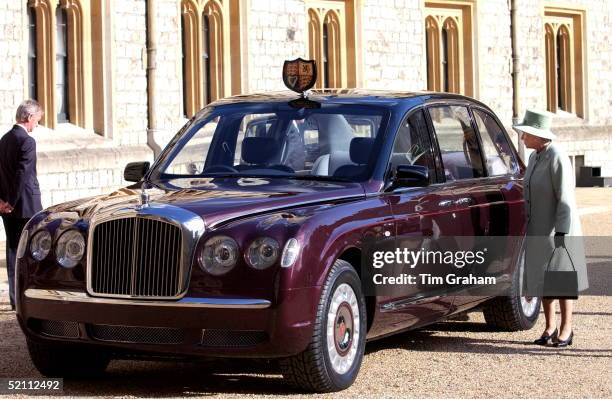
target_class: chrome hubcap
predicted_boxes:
[326,283,360,374]
[520,296,539,317]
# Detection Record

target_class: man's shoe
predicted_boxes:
[533,328,557,346]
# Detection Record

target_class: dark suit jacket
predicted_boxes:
[0,125,43,218]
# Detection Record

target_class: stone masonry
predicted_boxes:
[1,0,612,241]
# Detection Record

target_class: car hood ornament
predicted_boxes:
[139,184,150,208]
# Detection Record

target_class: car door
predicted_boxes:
[426,104,522,310]
[372,108,457,336]
[469,107,525,292]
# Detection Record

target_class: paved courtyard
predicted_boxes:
[0,188,610,398]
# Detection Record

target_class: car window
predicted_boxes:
[473,109,519,176]
[159,106,387,181]
[428,106,484,181]
[163,116,219,175]
[389,109,435,183]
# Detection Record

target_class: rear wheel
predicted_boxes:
[483,249,541,331]
[280,259,366,392]
[27,338,111,378]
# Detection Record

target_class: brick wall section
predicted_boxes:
[113,0,148,147]
[582,0,612,126]
[36,145,153,208]
[477,0,513,124]
[153,0,185,148]
[362,0,423,91]
[247,0,306,92]
[0,1,24,127]
[514,0,546,119]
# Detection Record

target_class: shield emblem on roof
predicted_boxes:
[283,58,317,94]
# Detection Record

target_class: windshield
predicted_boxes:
[155,103,388,182]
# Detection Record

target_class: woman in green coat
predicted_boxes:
[516,109,588,348]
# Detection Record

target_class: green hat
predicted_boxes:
[513,109,556,140]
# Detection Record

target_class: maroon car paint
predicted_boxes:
[16,91,527,360]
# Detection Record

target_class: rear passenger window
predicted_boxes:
[473,109,519,175]
[428,106,484,181]
[390,109,435,183]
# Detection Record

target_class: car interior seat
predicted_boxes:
[236,137,293,173]
[309,114,356,176]
[332,137,375,178]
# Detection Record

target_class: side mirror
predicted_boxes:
[124,161,150,182]
[391,165,429,188]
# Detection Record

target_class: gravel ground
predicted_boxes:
[0,188,611,398]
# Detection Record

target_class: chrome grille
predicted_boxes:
[90,217,183,298]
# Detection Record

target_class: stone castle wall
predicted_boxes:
[247,0,306,92]
[362,0,424,91]
[1,0,612,241]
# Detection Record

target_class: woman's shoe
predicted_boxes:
[554,331,573,347]
[533,329,558,345]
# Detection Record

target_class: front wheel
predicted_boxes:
[280,259,367,392]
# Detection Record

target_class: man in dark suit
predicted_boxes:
[0,100,43,311]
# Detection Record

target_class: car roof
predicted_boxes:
[210,89,490,111]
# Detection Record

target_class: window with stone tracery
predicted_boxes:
[28,0,96,130]
[424,1,474,97]
[306,0,356,89]
[544,7,585,117]
[181,0,242,118]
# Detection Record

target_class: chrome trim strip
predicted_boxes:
[25,289,271,309]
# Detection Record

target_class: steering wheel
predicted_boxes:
[201,165,239,174]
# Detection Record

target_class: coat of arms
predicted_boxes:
[283,58,317,94]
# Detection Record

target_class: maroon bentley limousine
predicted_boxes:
[15,89,539,392]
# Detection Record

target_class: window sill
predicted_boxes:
[31,123,115,153]
[550,110,587,127]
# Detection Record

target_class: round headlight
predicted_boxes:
[246,237,280,270]
[199,236,239,276]
[30,230,52,261]
[56,230,85,268]
[281,238,300,268]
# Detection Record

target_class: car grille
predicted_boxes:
[88,324,185,345]
[200,329,267,348]
[31,319,80,339]
[90,217,183,298]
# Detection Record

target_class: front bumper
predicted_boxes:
[17,287,319,358]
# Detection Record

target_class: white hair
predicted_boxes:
[15,99,42,123]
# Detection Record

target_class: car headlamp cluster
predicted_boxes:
[56,230,86,268]
[281,238,300,268]
[30,230,52,261]
[199,235,297,275]
[246,237,280,269]
[27,228,85,267]
[199,235,240,276]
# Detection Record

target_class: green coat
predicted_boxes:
[523,143,588,294]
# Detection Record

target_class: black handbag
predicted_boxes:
[543,245,578,299]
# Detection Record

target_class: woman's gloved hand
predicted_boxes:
[554,232,566,248]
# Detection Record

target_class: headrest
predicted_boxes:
[307,114,353,153]
[241,137,279,164]
[350,137,375,165]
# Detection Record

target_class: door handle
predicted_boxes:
[454,197,474,206]
[438,199,454,208]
